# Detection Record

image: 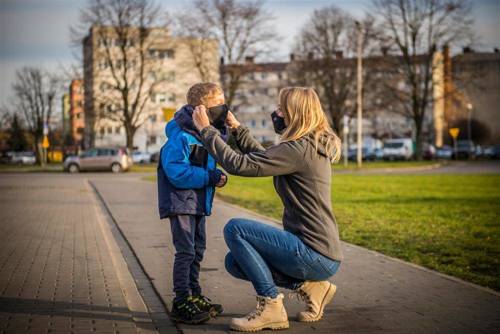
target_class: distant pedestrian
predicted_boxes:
[193,87,343,332]
[157,83,229,324]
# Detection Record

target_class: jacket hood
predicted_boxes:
[170,104,229,142]
[173,104,202,141]
[305,133,336,162]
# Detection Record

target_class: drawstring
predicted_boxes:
[246,297,266,320]
[289,288,313,311]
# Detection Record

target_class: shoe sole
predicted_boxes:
[230,321,290,332]
[298,283,337,323]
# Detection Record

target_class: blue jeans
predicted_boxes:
[223,218,340,298]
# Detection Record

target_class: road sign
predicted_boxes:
[162,107,176,122]
[43,123,49,135]
[42,135,50,148]
[449,128,460,139]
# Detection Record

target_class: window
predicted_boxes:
[166,71,175,82]
[169,93,176,103]
[148,49,175,59]
[149,135,157,145]
[261,119,266,127]
[99,128,105,136]
[251,120,256,128]
[115,127,121,134]
[107,127,113,134]
[149,114,157,123]
[158,93,166,103]
[86,148,98,157]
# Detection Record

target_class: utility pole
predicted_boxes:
[355,21,364,167]
[343,114,349,166]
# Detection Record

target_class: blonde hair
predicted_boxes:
[279,87,341,163]
[186,82,223,106]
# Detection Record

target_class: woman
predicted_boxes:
[192,87,343,332]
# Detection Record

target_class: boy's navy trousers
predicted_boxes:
[169,214,206,301]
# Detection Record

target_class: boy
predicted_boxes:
[157,83,228,324]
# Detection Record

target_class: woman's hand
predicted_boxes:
[193,105,211,131]
[226,111,241,130]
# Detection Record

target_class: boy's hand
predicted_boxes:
[216,174,227,188]
[193,105,211,131]
[226,111,241,130]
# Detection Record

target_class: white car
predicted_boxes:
[383,138,414,160]
[10,151,37,165]
[132,151,152,163]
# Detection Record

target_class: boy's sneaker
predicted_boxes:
[190,295,224,317]
[170,297,211,324]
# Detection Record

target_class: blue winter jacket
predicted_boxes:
[157,105,226,218]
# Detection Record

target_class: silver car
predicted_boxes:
[64,147,133,173]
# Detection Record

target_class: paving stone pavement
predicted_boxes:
[0,174,170,334]
[90,174,500,334]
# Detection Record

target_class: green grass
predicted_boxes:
[332,160,439,170]
[214,174,500,291]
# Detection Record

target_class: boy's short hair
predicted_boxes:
[186,82,223,106]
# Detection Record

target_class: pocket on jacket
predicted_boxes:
[189,144,208,167]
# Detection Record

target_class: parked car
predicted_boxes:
[132,150,152,163]
[374,148,384,160]
[383,138,414,160]
[348,147,376,161]
[483,144,500,159]
[422,144,436,160]
[436,145,453,159]
[10,151,36,165]
[455,140,476,159]
[64,147,132,173]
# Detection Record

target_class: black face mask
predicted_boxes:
[207,104,229,129]
[271,111,287,134]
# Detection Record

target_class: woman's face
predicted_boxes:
[276,105,288,125]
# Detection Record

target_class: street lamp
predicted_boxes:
[466,103,473,144]
[355,21,364,167]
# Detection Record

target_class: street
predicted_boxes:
[0,173,499,333]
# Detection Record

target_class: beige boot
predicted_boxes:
[230,293,289,332]
[296,281,336,322]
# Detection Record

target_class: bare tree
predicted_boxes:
[173,12,219,82]
[7,67,58,164]
[177,0,278,108]
[290,6,380,134]
[372,0,473,159]
[72,0,170,151]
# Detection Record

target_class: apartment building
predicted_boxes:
[223,57,288,144]
[83,26,219,152]
[69,79,85,147]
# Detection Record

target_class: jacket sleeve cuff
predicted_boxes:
[200,125,219,138]
[207,169,223,187]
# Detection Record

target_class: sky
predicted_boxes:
[0,0,499,105]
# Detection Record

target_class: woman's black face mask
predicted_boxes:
[271,111,287,134]
[208,104,229,129]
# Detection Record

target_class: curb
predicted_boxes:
[215,198,500,298]
[87,179,179,334]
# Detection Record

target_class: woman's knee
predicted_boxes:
[223,218,244,240]
[224,252,247,280]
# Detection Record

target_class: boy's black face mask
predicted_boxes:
[208,104,229,129]
[271,111,287,134]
